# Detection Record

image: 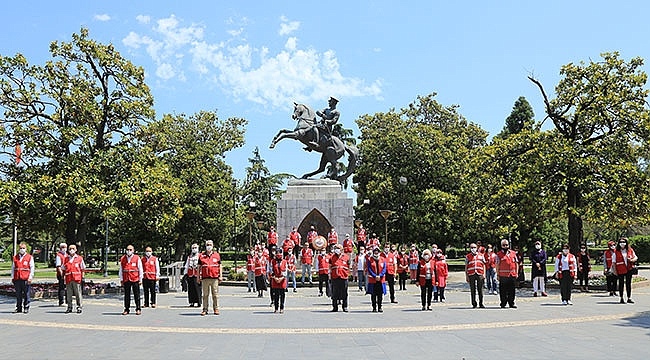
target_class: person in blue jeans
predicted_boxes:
[355,247,366,291]
[485,244,498,294]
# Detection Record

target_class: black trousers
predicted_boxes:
[371,282,384,310]
[420,282,433,307]
[577,270,589,287]
[123,281,141,312]
[142,278,157,306]
[57,274,66,305]
[14,279,30,311]
[271,288,286,310]
[618,272,633,299]
[386,273,396,301]
[318,273,329,295]
[398,272,408,290]
[606,274,618,293]
[559,271,573,301]
[468,273,484,306]
[330,278,348,311]
[499,276,516,307]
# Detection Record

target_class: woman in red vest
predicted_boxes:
[11,242,34,314]
[254,250,267,298]
[602,241,618,296]
[366,247,387,312]
[433,250,449,303]
[554,244,577,305]
[397,247,409,291]
[316,249,330,297]
[416,249,435,310]
[62,244,86,314]
[184,244,202,307]
[270,249,287,313]
[615,237,638,304]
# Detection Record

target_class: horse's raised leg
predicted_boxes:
[301,154,328,179]
[270,129,291,149]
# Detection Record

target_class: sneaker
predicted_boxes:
[441,299,446,303]
[567,300,573,305]
[135,310,142,315]
[279,309,284,314]
[122,310,129,315]
[509,305,517,309]
[65,309,72,314]
[620,299,626,304]
[541,292,548,297]
[533,292,538,297]
[23,308,29,314]
[378,308,383,313]
[422,306,426,311]
[627,299,635,304]
[479,304,486,309]
[77,308,82,314]
[293,289,297,292]
[427,307,432,311]
[562,300,567,305]
[214,309,220,315]
[390,300,398,304]
[201,311,207,316]
[342,308,348,312]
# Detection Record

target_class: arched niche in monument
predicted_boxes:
[297,208,332,240]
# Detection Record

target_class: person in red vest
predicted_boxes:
[615,237,638,304]
[55,242,68,307]
[329,243,350,312]
[61,244,85,314]
[465,243,486,308]
[316,248,330,297]
[300,242,314,285]
[602,241,618,296]
[119,244,143,315]
[11,242,34,314]
[198,240,222,315]
[496,239,518,308]
[289,226,302,257]
[485,244,499,295]
[416,249,435,310]
[554,244,577,305]
[397,247,409,290]
[367,233,380,250]
[356,223,367,251]
[343,233,354,269]
[577,243,591,292]
[267,226,279,250]
[246,248,256,293]
[381,244,398,304]
[327,227,339,246]
[281,235,294,255]
[184,243,202,307]
[307,226,318,250]
[285,250,297,292]
[366,247,387,312]
[433,250,449,302]
[408,244,419,283]
[254,249,268,298]
[270,248,288,313]
[141,246,160,308]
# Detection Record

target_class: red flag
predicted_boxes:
[15,143,21,164]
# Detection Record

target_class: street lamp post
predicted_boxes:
[379,210,392,245]
[103,217,109,277]
[399,176,408,246]
[256,221,265,246]
[246,201,256,249]
[231,179,238,268]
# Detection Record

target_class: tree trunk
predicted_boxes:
[76,207,90,251]
[65,202,77,245]
[566,183,584,254]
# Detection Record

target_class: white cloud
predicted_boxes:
[94,14,111,22]
[123,15,382,105]
[279,16,300,36]
[136,15,151,24]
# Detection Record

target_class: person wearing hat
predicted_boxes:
[529,240,548,297]
[603,240,618,296]
[198,240,222,315]
[305,96,340,148]
[270,248,287,313]
[329,243,350,312]
[366,247,387,312]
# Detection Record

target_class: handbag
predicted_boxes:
[629,266,639,275]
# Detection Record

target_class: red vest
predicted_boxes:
[328,231,339,245]
[64,255,84,284]
[246,255,255,271]
[417,258,435,286]
[142,255,158,280]
[343,239,354,253]
[329,254,349,279]
[556,253,577,279]
[267,231,278,246]
[270,258,287,289]
[289,231,301,247]
[186,255,199,277]
[13,253,32,281]
[254,256,266,276]
[56,251,66,267]
[604,250,616,269]
[366,257,386,284]
[199,251,221,279]
[382,252,397,275]
[317,254,330,275]
[282,239,293,254]
[307,231,318,245]
[356,228,367,246]
[286,254,297,272]
[408,250,419,265]
[397,253,409,273]
[120,254,141,282]
[434,259,449,287]
[497,250,518,277]
[485,251,498,269]
[615,247,636,275]
[466,252,486,276]
[301,248,313,265]
[367,237,379,249]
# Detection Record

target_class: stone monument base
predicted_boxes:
[276,179,354,244]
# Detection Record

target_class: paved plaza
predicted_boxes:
[1,271,649,360]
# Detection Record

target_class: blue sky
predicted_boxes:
[2,1,650,185]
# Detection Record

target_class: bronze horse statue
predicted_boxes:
[269,102,358,183]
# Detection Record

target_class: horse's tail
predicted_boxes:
[338,144,359,183]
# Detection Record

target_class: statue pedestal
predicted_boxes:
[276,179,354,244]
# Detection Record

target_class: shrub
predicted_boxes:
[629,235,650,264]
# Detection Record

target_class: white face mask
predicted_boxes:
[145,251,152,257]
[470,248,477,254]
[206,245,213,252]
[334,248,341,255]
[60,248,67,253]
[619,243,626,248]
[126,250,133,256]
[69,249,76,255]
[373,253,380,259]
[423,255,430,261]
[192,248,198,254]
[535,244,541,250]
[562,249,569,255]
[19,248,27,255]
[384,248,389,253]
[610,246,616,250]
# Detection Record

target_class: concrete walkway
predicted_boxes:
[1,271,648,360]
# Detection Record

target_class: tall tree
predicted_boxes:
[496,96,535,139]
[528,52,650,253]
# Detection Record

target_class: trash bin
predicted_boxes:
[159,277,169,293]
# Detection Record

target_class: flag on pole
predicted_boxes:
[15,143,21,164]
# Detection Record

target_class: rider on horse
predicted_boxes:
[308,97,340,148]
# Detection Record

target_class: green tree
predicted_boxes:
[528,52,650,253]
[495,96,535,139]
